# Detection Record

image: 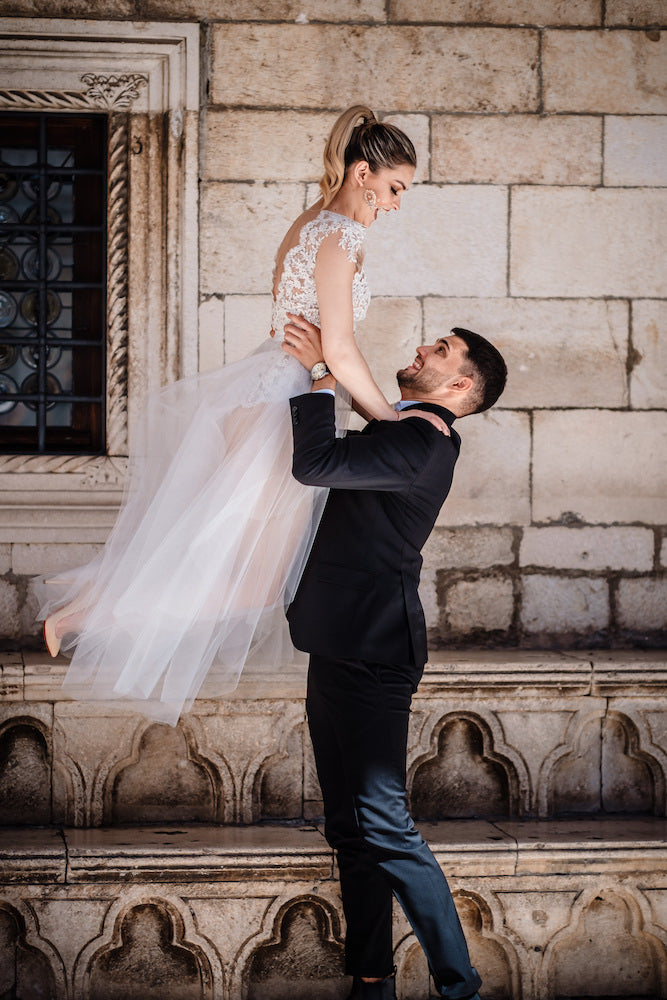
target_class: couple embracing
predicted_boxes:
[39,106,507,999]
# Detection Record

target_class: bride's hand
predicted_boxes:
[397,409,450,436]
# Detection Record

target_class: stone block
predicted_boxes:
[144,0,386,19]
[223,296,273,364]
[198,297,225,373]
[389,0,601,24]
[543,29,667,113]
[364,185,507,296]
[520,526,655,572]
[11,543,102,577]
[511,187,667,297]
[0,655,22,701]
[532,410,667,524]
[521,575,609,633]
[662,536,667,569]
[210,25,540,112]
[0,546,10,575]
[605,0,667,26]
[200,182,305,295]
[432,114,601,184]
[618,577,667,631]
[437,409,531,525]
[445,576,515,633]
[423,297,629,409]
[0,0,136,15]
[631,299,667,409]
[204,110,335,182]
[422,526,516,570]
[0,827,66,884]
[605,115,667,186]
[0,580,20,640]
[355,297,422,401]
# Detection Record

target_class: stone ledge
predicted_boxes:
[6,649,667,703]
[2,818,666,886]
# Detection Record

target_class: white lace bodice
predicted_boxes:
[271,210,370,343]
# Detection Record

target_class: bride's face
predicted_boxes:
[361,162,415,225]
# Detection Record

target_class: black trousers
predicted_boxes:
[306,654,482,999]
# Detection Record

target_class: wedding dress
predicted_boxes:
[35,210,370,724]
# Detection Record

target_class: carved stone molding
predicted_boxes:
[0,73,147,113]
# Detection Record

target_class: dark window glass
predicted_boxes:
[0,113,107,454]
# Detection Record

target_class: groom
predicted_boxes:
[282,317,507,1000]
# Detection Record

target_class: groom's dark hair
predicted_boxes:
[452,327,507,414]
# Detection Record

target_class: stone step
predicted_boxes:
[1,650,666,827]
[1,818,666,999]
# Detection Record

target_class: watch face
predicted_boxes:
[311,362,329,380]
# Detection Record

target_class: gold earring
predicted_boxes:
[363,188,377,209]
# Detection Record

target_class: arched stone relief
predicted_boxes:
[100,718,233,825]
[602,710,661,814]
[74,891,219,1000]
[0,899,65,1000]
[236,702,306,824]
[541,709,664,818]
[393,932,432,1000]
[545,887,667,999]
[241,895,346,1000]
[407,711,522,820]
[454,892,519,1000]
[539,709,604,817]
[254,720,306,822]
[0,717,51,825]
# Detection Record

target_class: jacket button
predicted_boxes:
[291,405,299,424]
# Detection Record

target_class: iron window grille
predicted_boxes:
[0,112,107,455]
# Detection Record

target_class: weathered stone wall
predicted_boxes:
[0,1,665,648]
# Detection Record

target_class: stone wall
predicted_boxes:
[0,1,665,648]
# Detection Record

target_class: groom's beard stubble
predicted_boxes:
[397,367,442,396]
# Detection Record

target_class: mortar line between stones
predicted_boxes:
[59,825,70,886]
[490,819,519,876]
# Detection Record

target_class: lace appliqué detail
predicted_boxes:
[271,210,370,345]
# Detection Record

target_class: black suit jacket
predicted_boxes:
[286,393,461,667]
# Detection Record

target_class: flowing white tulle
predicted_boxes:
[34,210,368,725]
[34,342,332,724]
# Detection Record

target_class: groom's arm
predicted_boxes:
[290,391,456,492]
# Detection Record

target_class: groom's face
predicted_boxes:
[397,334,470,395]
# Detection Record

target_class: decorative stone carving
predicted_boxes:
[244,897,346,1000]
[80,73,147,111]
[456,892,518,1000]
[0,718,51,825]
[546,888,666,998]
[0,901,59,999]
[409,715,513,819]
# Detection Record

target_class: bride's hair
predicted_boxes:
[320,105,417,207]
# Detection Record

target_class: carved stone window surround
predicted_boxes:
[0,19,199,542]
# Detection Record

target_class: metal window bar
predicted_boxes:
[0,112,107,454]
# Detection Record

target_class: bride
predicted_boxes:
[36,105,445,724]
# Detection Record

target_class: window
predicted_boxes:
[0,112,107,455]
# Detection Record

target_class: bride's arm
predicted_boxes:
[314,234,397,423]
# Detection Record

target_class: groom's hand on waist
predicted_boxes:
[282,314,337,393]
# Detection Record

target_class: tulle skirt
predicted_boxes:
[34,337,332,724]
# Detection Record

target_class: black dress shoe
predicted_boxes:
[346,972,397,999]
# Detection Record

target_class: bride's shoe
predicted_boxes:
[43,616,62,657]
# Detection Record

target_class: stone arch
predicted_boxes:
[101,719,233,824]
[546,887,666,998]
[455,892,518,1000]
[408,713,517,819]
[602,710,661,814]
[254,720,305,822]
[84,899,214,1000]
[0,717,51,824]
[243,896,346,1000]
[0,899,63,999]
[544,710,662,817]
[393,933,432,1000]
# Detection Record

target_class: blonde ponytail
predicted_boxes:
[319,105,417,208]
[320,105,377,208]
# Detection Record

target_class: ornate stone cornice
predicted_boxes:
[0,73,147,112]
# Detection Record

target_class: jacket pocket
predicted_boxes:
[316,562,373,591]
